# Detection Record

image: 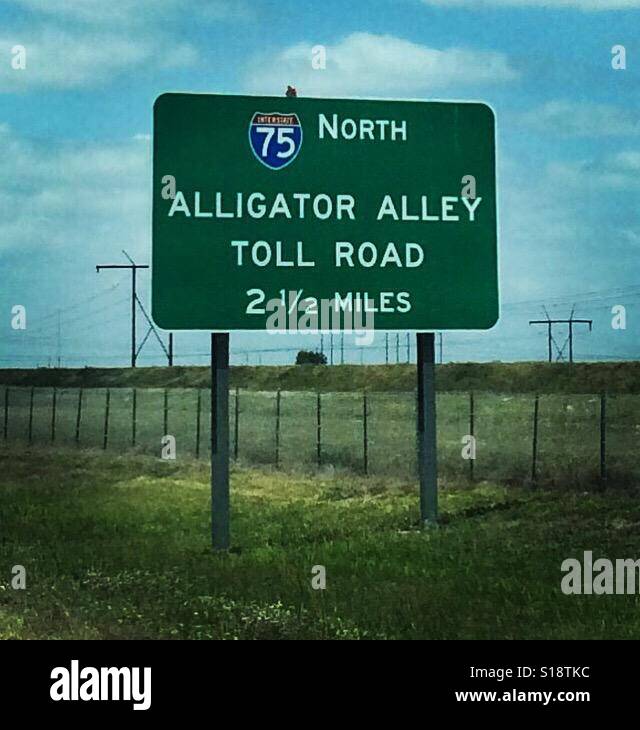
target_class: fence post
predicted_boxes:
[469,392,475,481]
[234,385,239,460]
[316,391,322,468]
[51,387,57,443]
[275,388,281,469]
[132,388,137,447]
[600,392,607,485]
[28,386,34,444]
[195,388,201,459]
[3,387,8,441]
[103,388,110,450]
[531,394,539,485]
[163,388,169,436]
[363,390,369,475]
[75,388,83,445]
[4,387,9,441]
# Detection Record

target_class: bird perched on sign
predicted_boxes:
[286,85,297,97]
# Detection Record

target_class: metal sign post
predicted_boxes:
[417,332,437,525]
[211,333,230,550]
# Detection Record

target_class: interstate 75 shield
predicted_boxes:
[248,112,303,170]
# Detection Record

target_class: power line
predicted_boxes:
[503,285,640,310]
[29,278,127,327]
[25,292,130,336]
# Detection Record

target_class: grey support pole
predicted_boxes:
[417,333,438,526]
[211,333,230,550]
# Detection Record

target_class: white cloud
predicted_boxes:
[5,0,248,25]
[244,32,518,97]
[520,100,640,137]
[7,0,173,24]
[0,30,196,90]
[619,228,640,246]
[546,150,640,189]
[421,0,640,10]
[613,150,640,170]
[0,0,248,90]
[0,124,149,254]
[497,151,639,302]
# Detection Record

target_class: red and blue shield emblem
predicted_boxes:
[249,112,303,170]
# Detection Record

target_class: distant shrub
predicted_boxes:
[295,350,327,365]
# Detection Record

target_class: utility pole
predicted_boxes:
[567,306,586,363]
[438,332,443,364]
[529,306,592,363]
[96,249,173,368]
[96,251,173,368]
[96,251,149,367]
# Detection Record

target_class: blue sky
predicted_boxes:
[1,0,639,366]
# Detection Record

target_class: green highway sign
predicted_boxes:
[152,93,498,331]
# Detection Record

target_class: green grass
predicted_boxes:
[2,360,640,393]
[1,386,638,486]
[2,447,640,639]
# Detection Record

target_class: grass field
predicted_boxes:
[2,361,640,393]
[2,447,640,640]
[1,386,638,486]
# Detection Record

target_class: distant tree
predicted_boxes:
[295,350,327,365]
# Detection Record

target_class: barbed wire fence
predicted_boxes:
[2,385,637,488]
